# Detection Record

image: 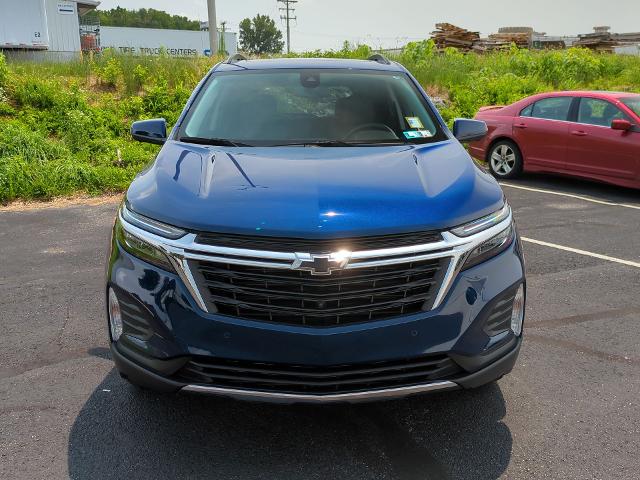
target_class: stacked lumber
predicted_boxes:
[498,27,534,35]
[489,33,530,48]
[427,22,639,54]
[613,32,640,43]
[430,23,531,53]
[430,23,480,52]
[474,32,530,52]
[574,33,619,52]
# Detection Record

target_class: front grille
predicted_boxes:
[190,258,449,327]
[195,231,443,253]
[173,354,462,394]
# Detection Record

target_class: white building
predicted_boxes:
[614,44,640,56]
[0,0,100,60]
[0,0,236,60]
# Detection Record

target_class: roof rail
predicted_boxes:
[368,53,391,65]
[226,53,248,64]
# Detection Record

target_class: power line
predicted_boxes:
[277,0,298,54]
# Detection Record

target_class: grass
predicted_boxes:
[1,44,639,203]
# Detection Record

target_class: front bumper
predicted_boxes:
[106,224,525,403]
[111,337,521,403]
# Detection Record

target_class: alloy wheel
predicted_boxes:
[490,144,516,176]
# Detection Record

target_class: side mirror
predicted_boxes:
[131,119,167,144]
[611,119,633,131]
[453,119,488,142]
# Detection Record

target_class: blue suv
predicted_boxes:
[106,55,525,403]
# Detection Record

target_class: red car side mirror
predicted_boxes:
[611,119,633,131]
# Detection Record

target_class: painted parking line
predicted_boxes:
[500,183,640,210]
[521,237,640,269]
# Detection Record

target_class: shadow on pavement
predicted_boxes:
[68,370,511,480]
[68,369,512,479]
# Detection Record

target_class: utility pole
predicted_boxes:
[207,0,218,56]
[219,21,227,55]
[277,0,297,54]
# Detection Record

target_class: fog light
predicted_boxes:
[510,285,525,336]
[108,288,123,342]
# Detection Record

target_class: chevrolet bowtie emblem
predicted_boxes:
[293,252,351,276]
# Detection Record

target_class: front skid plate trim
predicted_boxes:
[181,380,459,403]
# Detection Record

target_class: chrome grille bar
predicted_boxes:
[119,208,513,315]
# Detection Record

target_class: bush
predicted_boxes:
[534,48,603,89]
[0,155,137,202]
[0,47,639,204]
[0,86,13,115]
[61,109,95,154]
[400,40,436,65]
[0,121,69,162]
[12,78,62,109]
[0,52,8,87]
[98,57,123,87]
[132,64,149,90]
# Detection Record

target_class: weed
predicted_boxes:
[98,57,123,88]
[0,52,8,87]
[0,46,639,203]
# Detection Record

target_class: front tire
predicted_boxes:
[488,140,523,179]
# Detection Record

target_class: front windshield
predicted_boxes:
[179,69,446,146]
[621,97,640,118]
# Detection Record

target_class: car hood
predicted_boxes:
[126,140,503,238]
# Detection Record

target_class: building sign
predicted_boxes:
[113,46,200,56]
[57,2,76,15]
[100,26,238,57]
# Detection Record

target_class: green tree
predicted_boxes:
[95,7,200,31]
[239,15,284,55]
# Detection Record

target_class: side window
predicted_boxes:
[530,97,573,121]
[578,98,628,127]
[520,104,533,117]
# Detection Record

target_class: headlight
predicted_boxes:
[451,202,515,271]
[460,223,514,270]
[451,202,511,237]
[115,204,185,272]
[121,204,186,239]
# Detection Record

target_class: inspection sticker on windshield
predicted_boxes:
[403,130,433,139]
[405,117,424,129]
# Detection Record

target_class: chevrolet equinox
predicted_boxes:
[106,55,526,403]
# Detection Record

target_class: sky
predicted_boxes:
[96,0,640,51]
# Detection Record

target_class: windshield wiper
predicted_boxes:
[178,136,251,147]
[271,139,416,147]
[269,140,358,147]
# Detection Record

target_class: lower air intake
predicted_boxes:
[174,354,462,395]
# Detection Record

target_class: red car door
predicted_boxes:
[513,96,574,171]
[565,97,639,180]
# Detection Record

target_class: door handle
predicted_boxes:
[514,123,527,129]
[571,130,588,136]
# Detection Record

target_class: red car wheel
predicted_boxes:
[488,140,523,179]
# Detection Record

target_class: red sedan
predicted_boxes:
[469,91,640,189]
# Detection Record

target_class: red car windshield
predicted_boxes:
[621,97,640,118]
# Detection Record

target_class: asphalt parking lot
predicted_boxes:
[1,174,638,480]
